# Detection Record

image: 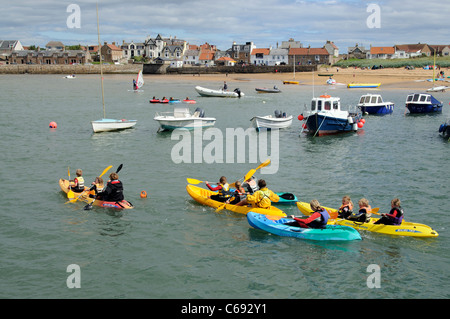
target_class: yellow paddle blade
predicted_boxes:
[187,178,204,184]
[243,159,271,181]
[99,165,113,178]
[215,203,227,213]
[67,189,75,199]
[371,207,380,215]
[256,159,271,170]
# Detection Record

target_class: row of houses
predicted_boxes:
[1,37,340,67]
[348,43,450,60]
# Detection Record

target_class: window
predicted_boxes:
[407,95,413,102]
[359,97,365,103]
[371,96,377,103]
[420,95,426,102]
[311,100,316,111]
[317,100,322,111]
[333,101,339,110]
[324,101,331,110]
[412,94,420,102]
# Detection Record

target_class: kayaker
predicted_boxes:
[69,169,85,192]
[374,198,404,225]
[337,195,354,219]
[235,179,279,209]
[89,176,104,198]
[242,176,258,194]
[227,181,247,205]
[206,176,231,202]
[348,198,372,223]
[287,199,329,229]
[133,79,137,90]
[223,81,228,91]
[96,172,124,202]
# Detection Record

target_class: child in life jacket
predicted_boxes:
[70,169,85,192]
[206,176,231,203]
[227,181,247,205]
[374,198,404,225]
[287,199,329,229]
[348,198,372,223]
[337,195,354,219]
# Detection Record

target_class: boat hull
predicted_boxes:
[359,103,394,115]
[91,119,137,133]
[195,86,244,98]
[59,179,133,209]
[251,115,293,130]
[305,113,359,136]
[154,117,216,131]
[406,103,442,113]
[247,212,361,241]
[348,83,381,88]
[439,122,450,138]
[186,184,286,217]
[255,88,281,93]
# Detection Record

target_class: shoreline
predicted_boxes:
[1,64,449,90]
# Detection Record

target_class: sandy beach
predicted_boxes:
[144,66,450,90]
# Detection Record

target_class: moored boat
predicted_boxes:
[251,111,293,131]
[299,95,364,136]
[357,94,394,115]
[154,106,216,132]
[405,93,443,113]
[439,118,450,138]
[347,83,381,88]
[195,86,244,98]
[282,80,299,85]
[247,212,362,241]
[186,184,286,217]
[91,118,137,133]
[59,179,133,209]
[255,87,281,93]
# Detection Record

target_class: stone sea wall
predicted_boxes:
[0,64,142,74]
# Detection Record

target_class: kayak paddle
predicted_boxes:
[67,167,75,200]
[84,164,123,210]
[186,178,205,185]
[243,159,271,181]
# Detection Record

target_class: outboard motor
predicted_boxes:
[234,88,241,98]
[194,107,205,118]
[274,110,282,118]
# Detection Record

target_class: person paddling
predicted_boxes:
[286,199,329,229]
[374,198,404,225]
[337,195,354,219]
[235,179,279,209]
[96,172,124,202]
[206,176,231,203]
[348,198,372,223]
[69,169,85,192]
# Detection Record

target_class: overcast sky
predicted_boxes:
[2,0,449,52]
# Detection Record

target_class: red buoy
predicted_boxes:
[49,121,57,128]
[298,114,304,121]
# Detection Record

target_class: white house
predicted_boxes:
[183,48,200,65]
[267,48,289,66]
[121,40,145,59]
[251,48,270,65]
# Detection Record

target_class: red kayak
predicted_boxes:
[149,99,161,103]
[183,99,196,104]
[59,179,134,209]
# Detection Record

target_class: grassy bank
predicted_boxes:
[333,56,450,69]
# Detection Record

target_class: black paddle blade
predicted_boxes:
[83,204,93,210]
[116,164,123,173]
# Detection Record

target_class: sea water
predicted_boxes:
[0,73,448,299]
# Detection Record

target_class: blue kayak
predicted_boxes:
[247,212,362,241]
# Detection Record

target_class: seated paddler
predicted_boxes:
[286,199,329,229]
[374,198,404,225]
[206,176,232,203]
[347,198,372,223]
[69,169,85,192]
[235,179,279,209]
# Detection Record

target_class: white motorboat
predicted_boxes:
[251,111,293,131]
[357,94,394,115]
[195,86,244,98]
[154,106,216,132]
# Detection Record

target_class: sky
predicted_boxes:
[2,0,449,53]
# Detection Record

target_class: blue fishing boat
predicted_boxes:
[247,212,362,241]
[439,118,450,138]
[357,94,394,115]
[300,95,363,136]
[405,93,443,114]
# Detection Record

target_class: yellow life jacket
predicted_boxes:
[256,188,271,208]
[218,183,231,198]
[73,176,84,191]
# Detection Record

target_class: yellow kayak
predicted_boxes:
[296,201,438,238]
[283,80,299,85]
[186,184,286,217]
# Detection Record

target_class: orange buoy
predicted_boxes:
[49,121,57,128]
[140,190,147,198]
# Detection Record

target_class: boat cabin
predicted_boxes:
[310,95,341,113]
[358,94,383,105]
[406,93,433,104]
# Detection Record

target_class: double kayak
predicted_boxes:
[186,184,286,217]
[247,212,362,241]
[59,179,133,209]
[296,201,438,237]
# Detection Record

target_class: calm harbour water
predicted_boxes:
[0,73,449,300]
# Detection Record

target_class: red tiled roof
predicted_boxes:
[289,48,329,55]
[251,48,270,55]
[371,47,395,55]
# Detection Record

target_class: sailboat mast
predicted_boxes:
[96,3,106,119]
